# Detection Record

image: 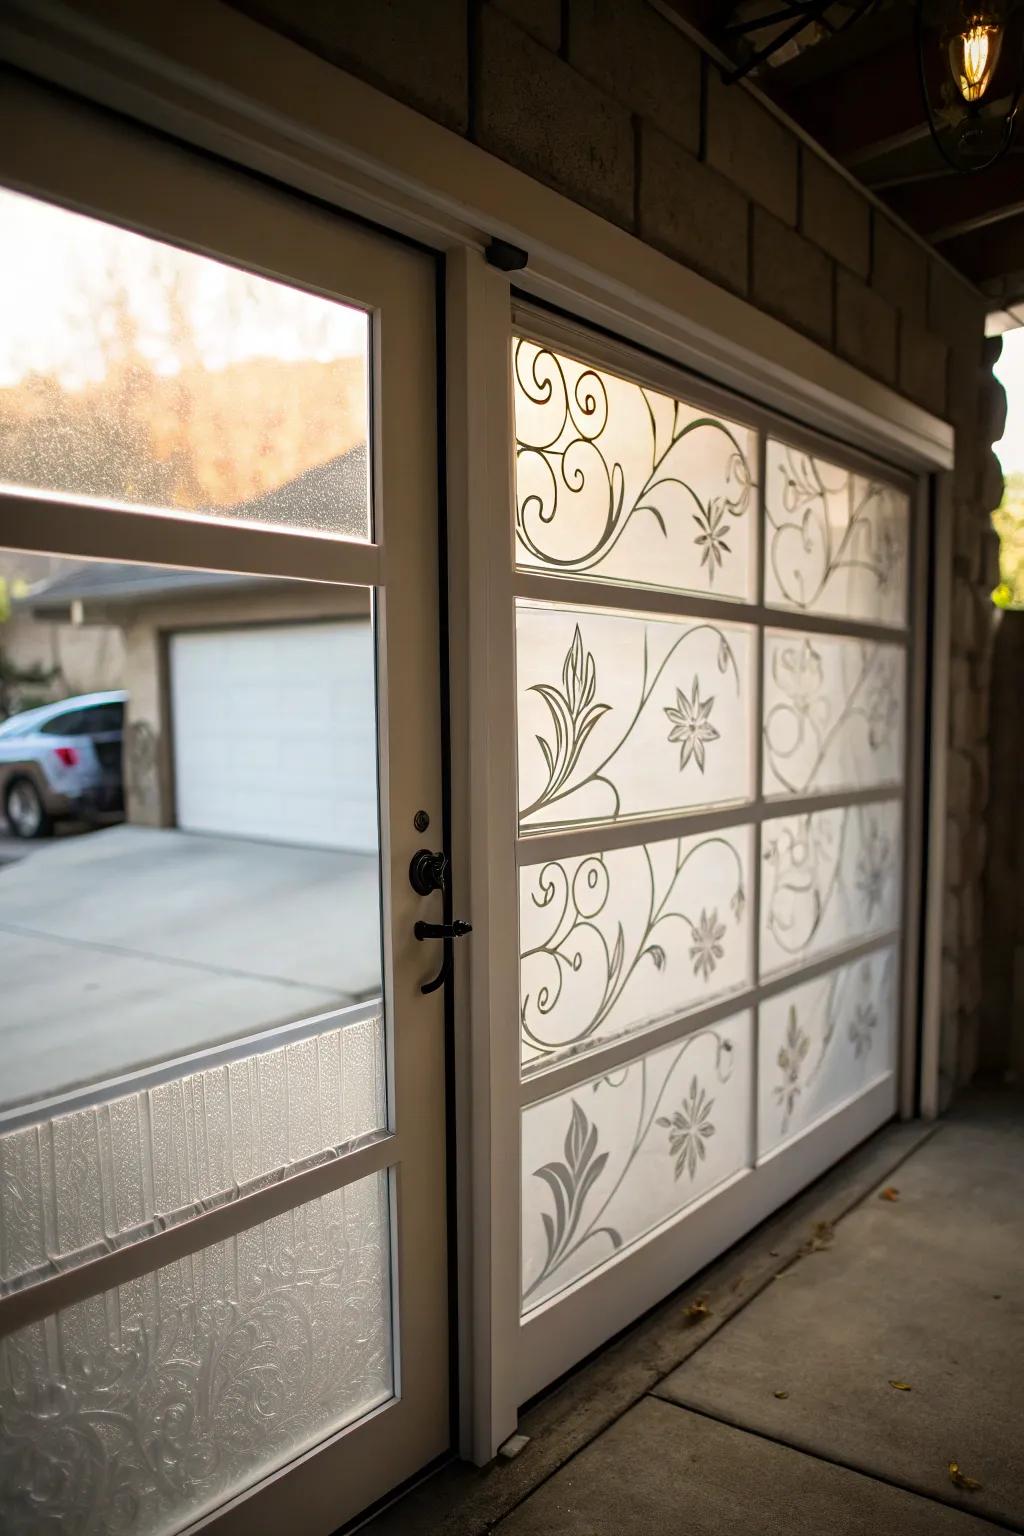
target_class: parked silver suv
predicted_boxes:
[0,691,126,838]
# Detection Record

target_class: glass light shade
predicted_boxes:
[949,15,1003,102]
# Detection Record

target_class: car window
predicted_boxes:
[83,703,125,734]
[39,710,87,736]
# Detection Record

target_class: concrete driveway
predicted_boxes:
[0,824,382,1111]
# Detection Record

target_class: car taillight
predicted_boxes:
[54,746,79,767]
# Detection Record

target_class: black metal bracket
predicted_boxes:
[414,918,472,993]
[486,237,529,272]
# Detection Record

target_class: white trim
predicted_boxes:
[920,476,953,1118]
[0,0,952,474]
[516,1072,896,1402]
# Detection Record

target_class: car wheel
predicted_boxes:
[4,777,52,839]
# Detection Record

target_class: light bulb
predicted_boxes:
[949,14,1003,102]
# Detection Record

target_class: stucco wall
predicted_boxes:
[227,0,1003,1097]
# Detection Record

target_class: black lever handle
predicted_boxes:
[414,919,472,941]
[414,917,471,993]
[409,849,448,896]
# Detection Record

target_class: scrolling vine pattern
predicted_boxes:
[765,441,907,623]
[761,802,899,970]
[520,836,746,1068]
[513,337,755,592]
[525,1029,736,1303]
[763,634,903,797]
[522,620,742,827]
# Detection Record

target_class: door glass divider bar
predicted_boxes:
[0,998,383,1134]
[512,572,910,648]
[519,929,898,1107]
[749,426,768,1172]
[0,488,383,588]
[510,300,920,496]
[0,1130,394,1340]
[516,785,905,865]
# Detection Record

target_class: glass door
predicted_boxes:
[0,76,448,1535]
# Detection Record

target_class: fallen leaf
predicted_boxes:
[949,1462,983,1492]
[879,1187,900,1202]
[774,1390,789,1400]
[889,1380,912,1391]
[803,1220,834,1253]
[684,1299,710,1325]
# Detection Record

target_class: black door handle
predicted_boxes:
[414,917,472,993]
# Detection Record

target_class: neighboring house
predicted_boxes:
[0,550,125,710]
[23,555,376,853]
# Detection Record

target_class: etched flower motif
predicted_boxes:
[664,675,720,772]
[848,1000,878,1059]
[773,637,825,720]
[693,501,731,579]
[855,821,891,920]
[874,519,903,591]
[689,907,726,981]
[775,1006,810,1125]
[865,661,899,750]
[657,1075,716,1181]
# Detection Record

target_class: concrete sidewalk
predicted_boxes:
[0,824,382,1110]
[368,1094,1023,1536]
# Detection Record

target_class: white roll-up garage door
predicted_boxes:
[169,621,377,851]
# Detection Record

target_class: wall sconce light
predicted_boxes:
[918,0,1023,170]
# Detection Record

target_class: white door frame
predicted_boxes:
[0,77,448,1533]
[0,0,956,1469]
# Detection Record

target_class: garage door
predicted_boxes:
[170,622,377,851]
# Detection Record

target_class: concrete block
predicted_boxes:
[898,318,948,417]
[751,207,833,345]
[476,5,635,227]
[871,215,928,327]
[235,0,470,132]
[929,261,987,346]
[801,153,870,277]
[569,0,700,154]
[836,268,897,384]
[491,0,561,51]
[707,71,798,226]
[638,123,750,298]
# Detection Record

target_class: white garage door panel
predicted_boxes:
[171,623,377,851]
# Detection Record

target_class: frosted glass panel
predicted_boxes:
[0,187,370,538]
[757,947,897,1158]
[520,826,753,1073]
[522,1013,752,1311]
[760,799,902,979]
[0,1174,392,1536]
[513,336,757,600]
[762,631,905,798]
[517,600,756,831]
[764,439,909,626]
[0,1008,385,1293]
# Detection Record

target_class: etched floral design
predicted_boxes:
[774,637,827,722]
[689,908,726,981]
[665,676,720,773]
[855,818,893,920]
[848,996,878,1059]
[693,502,731,578]
[775,1006,810,1127]
[532,1099,621,1284]
[865,660,900,750]
[658,1075,716,1181]
[530,626,610,807]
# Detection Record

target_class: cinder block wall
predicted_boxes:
[230,0,1004,1095]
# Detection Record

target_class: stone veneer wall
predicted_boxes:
[229,0,1003,1097]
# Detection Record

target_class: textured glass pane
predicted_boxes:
[0,1009,385,1293]
[0,1174,392,1536]
[764,439,909,626]
[762,630,906,798]
[513,337,757,600]
[760,799,902,979]
[520,826,753,1073]
[0,187,370,538]
[521,1012,752,1311]
[758,947,897,1158]
[517,600,755,832]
